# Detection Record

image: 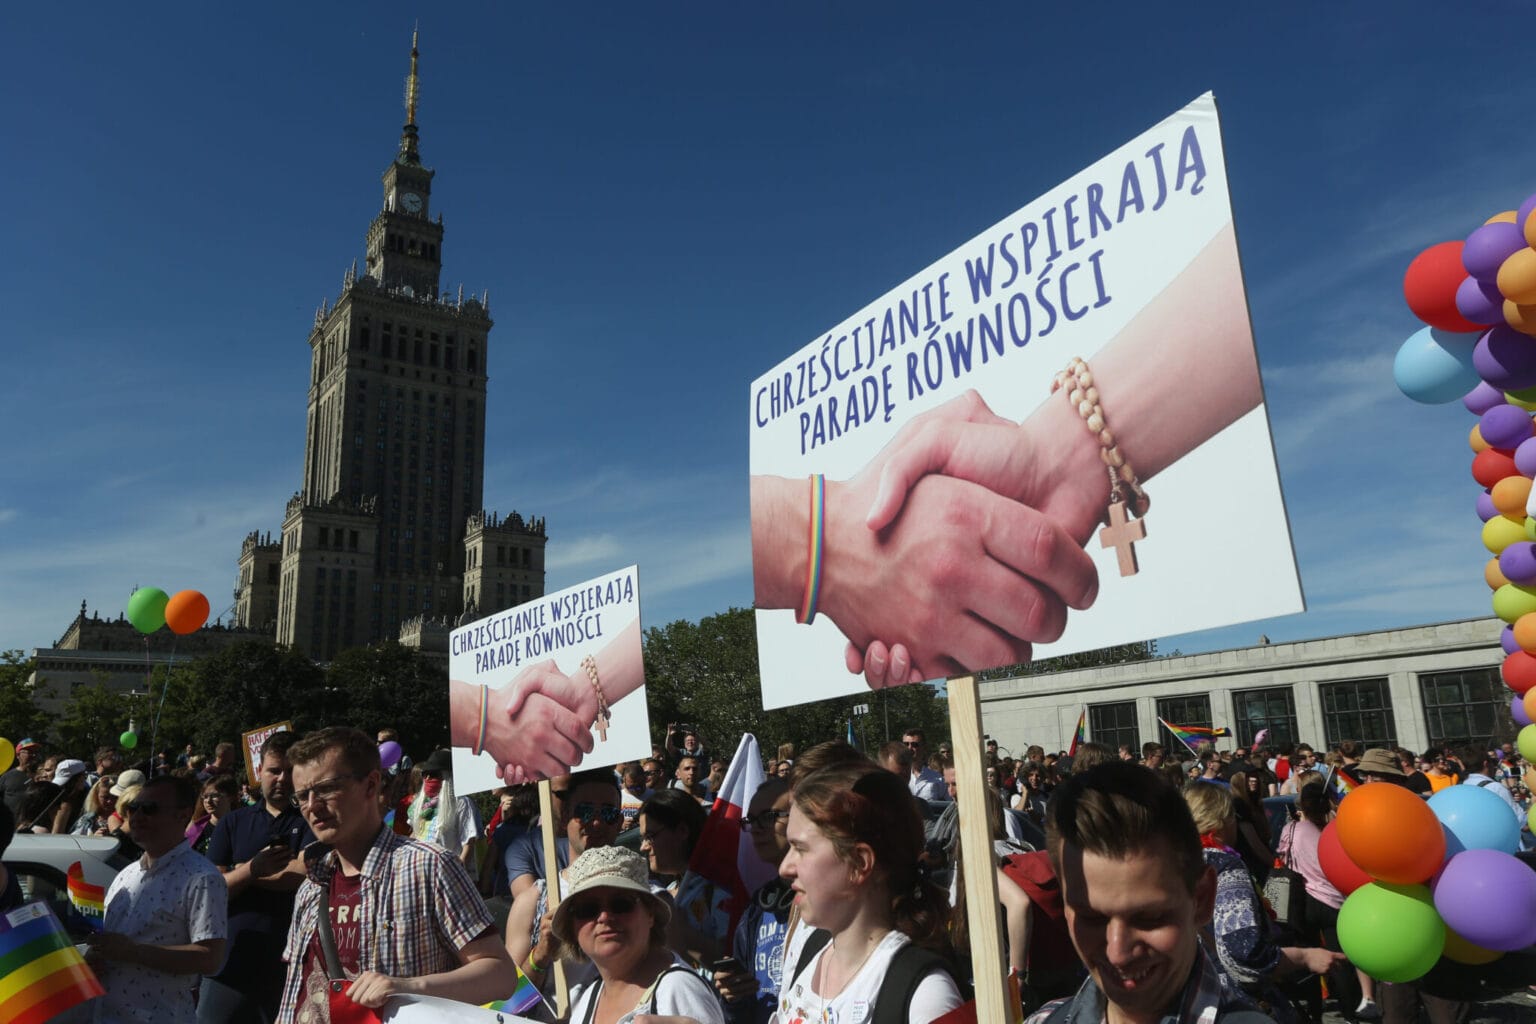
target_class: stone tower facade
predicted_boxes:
[234,34,546,661]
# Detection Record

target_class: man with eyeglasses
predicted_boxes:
[85,772,228,1024]
[200,730,314,1023]
[277,727,514,1022]
[714,777,793,1024]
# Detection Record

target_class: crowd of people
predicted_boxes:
[2,724,1533,1024]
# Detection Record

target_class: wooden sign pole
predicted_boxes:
[537,779,568,1017]
[948,674,1012,1023]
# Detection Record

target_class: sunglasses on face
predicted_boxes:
[572,802,623,825]
[125,800,161,816]
[569,893,641,922]
[739,809,791,832]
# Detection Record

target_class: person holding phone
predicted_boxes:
[201,731,315,1023]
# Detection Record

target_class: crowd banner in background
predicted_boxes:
[448,565,649,795]
[748,92,1303,710]
[241,721,290,786]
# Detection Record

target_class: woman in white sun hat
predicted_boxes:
[551,846,723,1024]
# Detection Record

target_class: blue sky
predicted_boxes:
[3,3,1531,659]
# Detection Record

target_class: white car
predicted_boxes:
[4,833,130,937]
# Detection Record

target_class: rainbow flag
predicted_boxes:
[1159,719,1230,755]
[66,862,104,931]
[0,901,105,1024]
[1325,765,1355,799]
[1067,709,1087,757]
[482,961,545,1016]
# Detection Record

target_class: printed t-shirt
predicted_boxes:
[295,869,363,1024]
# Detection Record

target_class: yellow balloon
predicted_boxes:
[1527,209,1536,249]
[1487,210,1518,225]
[1443,928,1502,965]
[1507,301,1536,336]
[1487,557,1510,589]
[1471,425,1490,452]
[1507,248,1536,305]
[1483,514,1527,554]
[0,738,12,775]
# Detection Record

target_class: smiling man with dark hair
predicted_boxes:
[1029,761,1273,1024]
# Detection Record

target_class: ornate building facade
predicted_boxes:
[234,35,545,661]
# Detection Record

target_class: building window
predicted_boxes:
[1419,667,1515,751]
[1232,686,1299,747]
[1321,678,1398,750]
[1088,701,1139,755]
[1156,694,1212,755]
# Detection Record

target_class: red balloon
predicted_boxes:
[1320,820,1373,896]
[164,590,210,635]
[1405,241,1484,333]
[1504,651,1536,694]
[1472,447,1520,488]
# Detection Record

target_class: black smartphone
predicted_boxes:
[711,956,744,975]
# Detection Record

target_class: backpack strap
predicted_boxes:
[788,928,831,986]
[872,944,960,1024]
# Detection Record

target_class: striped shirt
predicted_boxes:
[277,825,495,1024]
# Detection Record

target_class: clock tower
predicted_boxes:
[234,30,547,662]
[366,30,445,299]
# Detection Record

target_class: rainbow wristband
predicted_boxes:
[797,474,825,624]
[472,684,489,756]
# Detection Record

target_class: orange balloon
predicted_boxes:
[1523,687,1536,723]
[1471,424,1490,453]
[1515,613,1536,652]
[1487,211,1518,225]
[1493,476,1533,517]
[164,590,210,635]
[1507,301,1536,336]
[1487,557,1511,589]
[1335,781,1445,884]
[1527,210,1536,249]
[1443,928,1502,965]
[1501,248,1536,305]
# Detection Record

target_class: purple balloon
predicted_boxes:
[1457,275,1505,325]
[1474,326,1536,391]
[1464,222,1529,282]
[378,740,403,770]
[1464,381,1507,415]
[1500,542,1536,585]
[1515,436,1536,477]
[1519,193,1536,235]
[1513,695,1533,727]
[1503,625,1521,654]
[1433,849,1536,951]
[1478,490,1499,522]
[1480,404,1535,449]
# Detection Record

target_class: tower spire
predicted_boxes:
[399,26,422,164]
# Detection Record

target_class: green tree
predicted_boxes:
[55,680,147,760]
[324,642,449,757]
[640,607,952,762]
[0,650,49,743]
[178,641,330,752]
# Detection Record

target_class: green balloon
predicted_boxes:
[120,730,138,750]
[126,587,169,634]
[1338,882,1445,983]
[1519,724,1536,764]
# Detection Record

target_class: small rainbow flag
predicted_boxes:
[482,961,545,1016]
[0,901,105,1024]
[1159,719,1230,755]
[1327,766,1355,799]
[66,862,104,931]
[1068,709,1087,758]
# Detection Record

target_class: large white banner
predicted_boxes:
[748,93,1303,710]
[449,565,649,793]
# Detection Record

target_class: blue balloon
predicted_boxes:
[1394,326,1481,404]
[1429,783,1521,855]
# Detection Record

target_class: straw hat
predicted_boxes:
[550,846,670,948]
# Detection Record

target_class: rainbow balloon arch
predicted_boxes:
[1383,191,1536,980]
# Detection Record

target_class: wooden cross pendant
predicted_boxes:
[1098,500,1146,577]
[594,709,610,742]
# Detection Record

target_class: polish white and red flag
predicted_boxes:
[680,733,773,938]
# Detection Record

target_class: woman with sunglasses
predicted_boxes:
[552,846,724,1024]
[507,768,625,984]
[72,773,118,836]
[774,762,962,1024]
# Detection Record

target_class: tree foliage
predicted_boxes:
[641,607,951,761]
[324,642,449,755]
[0,651,49,743]
[53,680,148,758]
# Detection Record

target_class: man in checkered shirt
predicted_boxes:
[277,728,516,1023]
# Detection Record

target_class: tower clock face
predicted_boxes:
[400,191,423,213]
